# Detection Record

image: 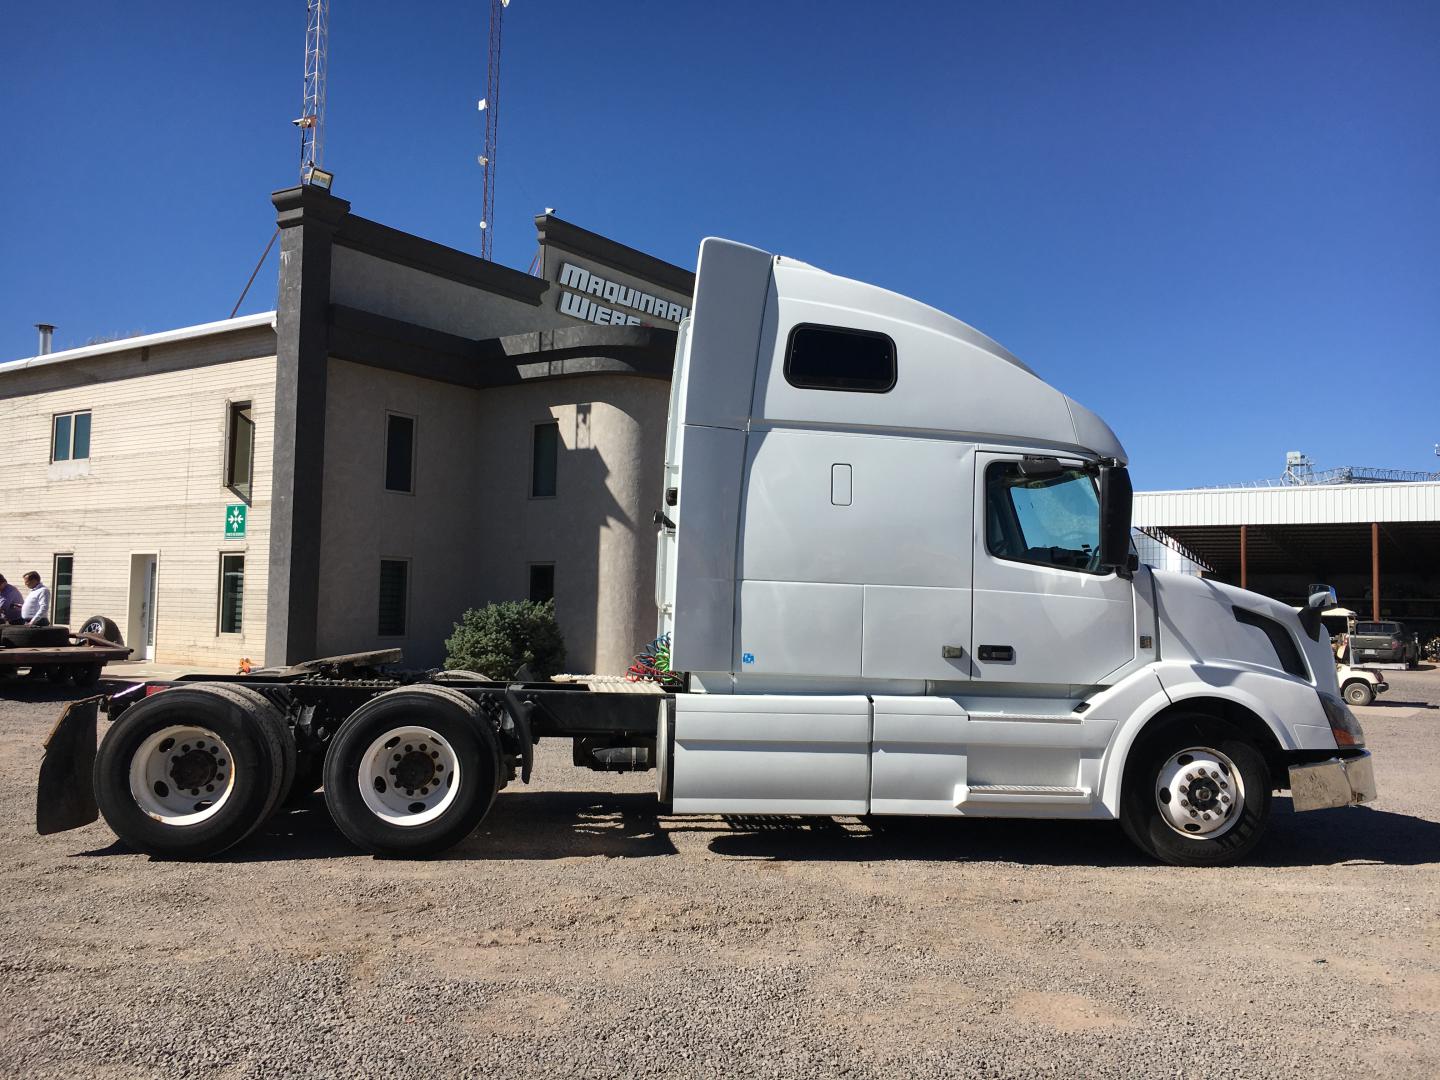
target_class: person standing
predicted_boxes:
[20,571,51,626]
[0,574,21,624]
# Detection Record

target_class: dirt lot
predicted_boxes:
[1,672,1438,1079]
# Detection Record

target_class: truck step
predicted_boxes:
[957,784,1092,805]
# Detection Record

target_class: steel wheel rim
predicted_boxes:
[1155,746,1244,840]
[357,725,461,827]
[129,725,236,825]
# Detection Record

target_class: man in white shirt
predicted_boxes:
[20,571,51,626]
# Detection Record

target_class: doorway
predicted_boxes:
[128,554,158,661]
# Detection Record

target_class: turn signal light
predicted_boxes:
[1318,692,1366,748]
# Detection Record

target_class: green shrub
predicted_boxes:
[443,599,566,679]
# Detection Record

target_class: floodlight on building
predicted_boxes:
[478,98,488,111]
[304,166,334,191]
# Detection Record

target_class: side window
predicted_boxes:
[529,563,555,603]
[52,410,91,461]
[531,421,559,498]
[225,401,255,502]
[218,554,245,634]
[985,462,1103,573]
[52,554,74,625]
[378,559,409,636]
[783,324,896,393]
[385,413,415,494]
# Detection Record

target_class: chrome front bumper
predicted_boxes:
[1289,751,1378,812]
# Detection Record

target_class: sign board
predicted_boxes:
[554,262,691,328]
[225,503,247,539]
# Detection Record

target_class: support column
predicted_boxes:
[1239,524,1248,591]
[264,184,350,666]
[1371,522,1381,622]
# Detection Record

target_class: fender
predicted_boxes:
[1095,660,1335,814]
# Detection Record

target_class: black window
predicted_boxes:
[783,324,896,393]
[1234,607,1308,679]
[225,402,255,502]
[531,422,559,498]
[52,554,73,625]
[529,564,555,603]
[378,559,409,636]
[218,554,245,634]
[985,462,1103,573]
[385,413,415,494]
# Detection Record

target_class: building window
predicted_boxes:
[385,413,415,494]
[378,559,409,636]
[218,554,245,634]
[52,410,92,461]
[225,401,255,502]
[52,554,74,626]
[529,563,555,603]
[531,421,559,498]
[784,324,897,393]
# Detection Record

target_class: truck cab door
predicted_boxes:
[971,452,1135,687]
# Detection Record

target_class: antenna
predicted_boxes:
[295,0,329,182]
[477,0,508,260]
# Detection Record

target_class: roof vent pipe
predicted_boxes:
[35,324,55,355]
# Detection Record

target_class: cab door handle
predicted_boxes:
[977,645,1015,662]
[941,645,965,659]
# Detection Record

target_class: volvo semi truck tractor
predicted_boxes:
[37,238,1376,867]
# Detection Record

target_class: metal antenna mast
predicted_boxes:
[477,0,508,260]
[297,0,329,181]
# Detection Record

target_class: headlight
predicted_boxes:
[1318,692,1366,748]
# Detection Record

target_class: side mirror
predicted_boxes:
[1097,461,1134,577]
[1298,589,1332,641]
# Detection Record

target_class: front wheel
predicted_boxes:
[1343,680,1374,707]
[1120,716,1271,867]
[322,685,501,857]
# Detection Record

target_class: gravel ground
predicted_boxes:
[1,672,1438,1079]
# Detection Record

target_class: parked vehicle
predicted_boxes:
[37,238,1376,867]
[1350,620,1419,668]
[1337,665,1387,707]
[1,617,129,687]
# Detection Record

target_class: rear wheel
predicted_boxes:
[1120,715,1271,867]
[74,663,104,687]
[94,685,288,858]
[45,665,72,685]
[323,685,501,856]
[1343,680,1374,707]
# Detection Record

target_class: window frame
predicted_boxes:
[217,552,245,635]
[51,410,92,462]
[528,563,556,603]
[984,460,1108,576]
[782,323,898,394]
[378,558,410,638]
[52,553,74,626]
[224,400,255,504]
[530,420,560,499]
[384,411,417,495]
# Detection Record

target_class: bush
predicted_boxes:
[443,599,566,679]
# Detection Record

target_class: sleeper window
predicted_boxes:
[783,324,896,393]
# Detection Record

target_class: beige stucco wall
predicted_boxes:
[0,342,277,669]
[316,357,669,673]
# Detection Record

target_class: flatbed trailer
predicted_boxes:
[2,630,132,687]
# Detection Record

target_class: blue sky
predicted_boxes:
[2,1,1436,489]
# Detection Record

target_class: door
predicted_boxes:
[971,452,1135,686]
[128,554,158,661]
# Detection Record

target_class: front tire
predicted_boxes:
[1343,680,1374,707]
[1120,715,1271,867]
[323,685,501,857]
[94,685,288,858]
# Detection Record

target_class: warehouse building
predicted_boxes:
[0,185,693,672]
[1136,480,1440,635]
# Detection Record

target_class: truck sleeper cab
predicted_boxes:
[41,238,1375,867]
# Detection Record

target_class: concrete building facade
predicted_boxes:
[0,186,692,673]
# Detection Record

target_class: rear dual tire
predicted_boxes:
[322,685,502,857]
[95,685,295,858]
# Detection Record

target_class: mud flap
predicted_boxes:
[36,696,101,835]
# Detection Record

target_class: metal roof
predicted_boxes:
[1135,481,1440,528]
[0,312,276,378]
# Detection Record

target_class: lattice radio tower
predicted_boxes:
[477,0,508,260]
[296,0,329,181]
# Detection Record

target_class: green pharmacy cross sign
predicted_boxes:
[225,503,247,539]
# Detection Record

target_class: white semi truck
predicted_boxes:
[37,238,1376,866]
